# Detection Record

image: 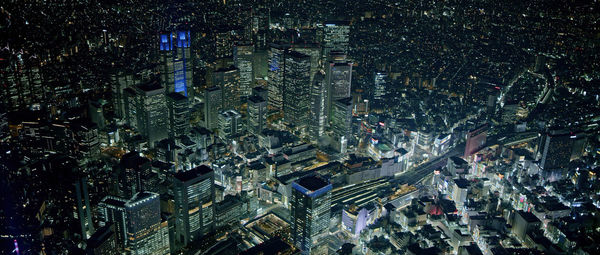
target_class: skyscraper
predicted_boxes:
[159,31,193,97]
[325,53,353,120]
[99,196,128,250]
[172,166,216,247]
[321,21,350,57]
[373,72,388,103]
[204,86,222,130]
[213,66,241,111]
[247,95,267,135]
[166,92,190,139]
[218,109,243,140]
[330,97,353,153]
[283,51,311,130]
[291,175,332,255]
[125,192,170,255]
[310,70,327,141]
[131,80,168,147]
[234,43,255,99]
[537,129,577,181]
[267,43,290,112]
[73,177,94,239]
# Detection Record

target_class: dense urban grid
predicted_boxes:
[1,0,600,254]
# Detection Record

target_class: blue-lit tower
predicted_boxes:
[159,31,193,98]
[291,175,332,255]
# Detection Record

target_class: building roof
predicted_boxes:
[294,175,330,192]
[517,210,540,223]
[173,165,213,182]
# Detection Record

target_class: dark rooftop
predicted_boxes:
[173,165,213,182]
[295,175,329,191]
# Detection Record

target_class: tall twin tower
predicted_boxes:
[159,30,193,98]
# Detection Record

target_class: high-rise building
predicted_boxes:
[247,95,267,135]
[204,86,223,130]
[309,70,327,141]
[119,151,151,198]
[86,225,118,255]
[99,196,127,250]
[373,72,388,102]
[321,21,350,57]
[213,66,241,111]
[291,175,332,255]
[218,109,243,140]
[74,177,94,239]
[172,166,216,247]
[130,80,169,147]
[252,86,268,102]
[292,43,321,84]
[537,129,578,181]
[159,31,193,97]
[283,51,311,130]
[330,97,353,153]
[234,43,255,99]
[166,92,190,139]
[267,43,290,112]
[464,124,488,158]
[325,53,353,120]
[125,192,170,255]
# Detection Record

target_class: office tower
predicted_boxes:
[1,59,44,111]
[125,192,170,255]
[247,95,266,135]
[86,225,118,255]
[130,80,169,147]
[112,67,155,120]
[218,109,243,140]
[325,53,353,120]
[72,121,100,160]
[321,21,350,57]
[310,70,327,140]
[291,175,332,255]
[99,196,128,250]
[0,106,8,141]
[88,100,106,129]
[213,66,241,111]
[252,86,268,102]
[119,151,151,198]
[267,43,290,112]
[234,43,255,98]
[74,177,94,239]
[464,124,488,158]
[166,92,190,139]
[283,51,311,129]
[204,86,223,130]
[159,31,193,97]
[537,129,576,181]
[330,97,353,153]
[172,166,216,247]
[292,43,321,84]
[373,72,388,103]
[253,6,270,50]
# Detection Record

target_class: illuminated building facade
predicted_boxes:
[283,51,311,130]
[173,166,216,248]
[291,175,332,255]
[310,70,327,140]
[159,31,192,97]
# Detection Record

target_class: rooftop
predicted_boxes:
[173,165,213,182]
[294,175,330,192]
